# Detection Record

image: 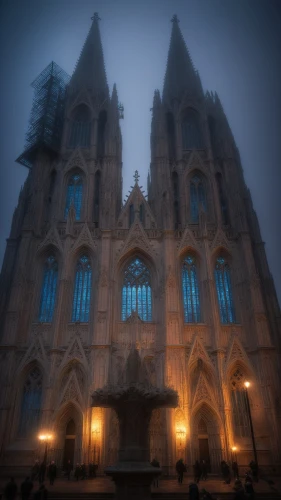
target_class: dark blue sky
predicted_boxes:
[0,0,280,304]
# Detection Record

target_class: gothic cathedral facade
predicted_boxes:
[0,14,280,474]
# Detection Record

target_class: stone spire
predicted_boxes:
[150,89,168,158]
[70,12,109,97]
[162,14,199,103]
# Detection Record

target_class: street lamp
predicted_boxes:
[244,381,258,468]
[231,446,237,462]
[38,434,53,463]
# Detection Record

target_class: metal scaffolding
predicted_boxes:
[17,61,70,168]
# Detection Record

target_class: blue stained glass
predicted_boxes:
[38,255,58,322]
[215,257,235,324]
[121,258,152,321]
[64,174,83,220]
[72,255,92,322]
[190,175,207,223]
[182,255,201,323]
[19,367,42,437]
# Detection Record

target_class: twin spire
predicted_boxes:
[163,14,200,103]
[70,12,200,105]
[70,12,109,97]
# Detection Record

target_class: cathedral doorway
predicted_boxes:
[198,419,211,471]
[63,419,76,469]
[191,405,223,473]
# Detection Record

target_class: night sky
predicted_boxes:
[0,0,280,304]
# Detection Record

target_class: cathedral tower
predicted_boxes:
[0,13,280,474]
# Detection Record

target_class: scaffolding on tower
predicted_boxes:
[16,61,71,168]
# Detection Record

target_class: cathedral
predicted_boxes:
[0,13,280,475]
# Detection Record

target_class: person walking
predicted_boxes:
[201,460,208,480]
[33,484,48,500]
[20,476,33,500]
[232,461,239,479]
[151,458,160,487]
[193,460,201,484]
[74,463,81,481]
[189,482,199,500]
[48,461,57,486]
[66,460,72,481]
[249,460,259,483]
[38,461,46,484]
[4,477,18,500]
[176,458,186,484]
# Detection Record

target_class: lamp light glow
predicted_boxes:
[245,381,250,388]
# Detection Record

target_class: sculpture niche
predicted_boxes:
[92,348,178,500]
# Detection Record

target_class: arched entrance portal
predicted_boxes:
[191,404,223,473]
[63,419,76,469]
[54,402,83,468]
[198,418,211,471]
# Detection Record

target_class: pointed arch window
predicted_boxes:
[19,367,42,436]
[69,104,91,148]
[64,173,83,220]
[215,256,235,324]
[230,368,250,437]
[182,108,203,150]
[190,174,207,223]
[182,255,201,323]
[72,255,92,322]
[121,258,152,321]
[38,255,58,322]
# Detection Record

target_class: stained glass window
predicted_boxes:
[19,367,42,436]
[72,255,92,322]
[69,104,91,148]
[182,109,203,150]
[121,258,152,321]
[64,174,83,220]
[190,174,207,223]
[182,255,201,323]
[38,255,58,322]
[215,256,235,323]
[230,368,250,437]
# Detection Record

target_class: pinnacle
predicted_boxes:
[153,89,161,108]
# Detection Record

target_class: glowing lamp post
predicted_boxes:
[231,446,237,461]
[244,381,258,468]
[92,424,100,465]
[38,433,53,463]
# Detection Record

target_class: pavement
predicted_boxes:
[1,475,281,498]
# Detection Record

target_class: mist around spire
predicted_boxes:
[70,12,109,98]
[163,14,199,103]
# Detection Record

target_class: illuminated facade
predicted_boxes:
[0,13,281,474]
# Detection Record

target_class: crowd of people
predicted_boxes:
[172,458,260,499]
[0,458,263,500]
[3,477,48,500]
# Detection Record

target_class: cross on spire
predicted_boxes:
[91,12,101,22]
[134,170,140,184]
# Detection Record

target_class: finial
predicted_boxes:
[171,14,179,24]
[91,12,101,22]
[134,170,140,184]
